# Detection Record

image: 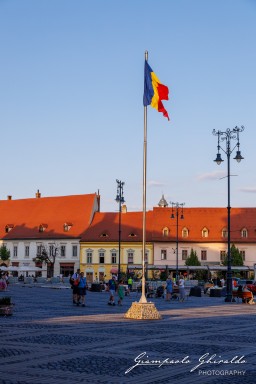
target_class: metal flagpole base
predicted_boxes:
[124,301,162,320]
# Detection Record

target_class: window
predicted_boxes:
[37,245,42,256]
[182,250,188,260]
[99,251,105,264]
[60,245,66,257]
[63,223,72,232]
[87,252,92,264]
[240,250,245,261]
[202,227,209,238]
[39,224,47,232]
[201,250,207,261]
[145,252,148,263]
[222,228,228,238]
[49,245,54,257]
[220,250,226,262]
[129,232,137,237]
[241,228,248,238]
[72,245,78,257]
[100,233,108,237]
[13,246,18,258]
[127,252,134,264]
[5,224,14,233]
[162,227,169,237]
[111,252,117,264]
[182,228,189,238]
[161,250,167,260]
[25,246,29,258]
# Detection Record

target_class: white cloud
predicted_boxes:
[197,170,226,181]
[239,187,256,194]
[148,180,167,188]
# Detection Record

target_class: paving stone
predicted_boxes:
[0,285,255,383]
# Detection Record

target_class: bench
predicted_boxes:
[232,290,255,304]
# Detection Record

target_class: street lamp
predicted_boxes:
[115,179,125,281]
[213,126,244,302]
[170,202,185,285]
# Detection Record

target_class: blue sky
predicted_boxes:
[0,0,255,212]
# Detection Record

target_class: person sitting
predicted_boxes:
[242,285,255,304]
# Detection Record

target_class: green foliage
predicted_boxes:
[185,249,201,266]
[185,249,206,280]
[0,245,10,261]
[222,244,244,266]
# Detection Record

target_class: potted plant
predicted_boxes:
[0,296,13,316]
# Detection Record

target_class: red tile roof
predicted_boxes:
[152,207,256,243]
[0,194,98,240]
[81,211,153,242]
[81,206,256,243]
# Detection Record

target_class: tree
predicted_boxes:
[222,244,244,267]
[33,243,60,278]
[185,249,201,266]
[185,249,207,281]
[0,244,10,261]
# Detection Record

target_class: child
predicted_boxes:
[117,280,125,306]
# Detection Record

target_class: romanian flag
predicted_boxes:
[143,60,170,120]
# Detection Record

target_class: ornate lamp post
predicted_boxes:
[213,126,244,302]
[170,202,185,285]
[115,179,125,281]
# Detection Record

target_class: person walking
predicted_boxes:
[179,275,186,302]
[108,275,116,305]
[70,268,80,305]
[117,280,125,305]
[165,276,173,301]
[77,272,87,307]
[127,276,133,295]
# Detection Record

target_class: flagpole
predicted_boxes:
[124,51,161,319]
[139,51,148,304]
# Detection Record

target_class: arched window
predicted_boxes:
[182,227,189,238]
[202,227,209,238]
[222,228,228,238]
[162,227,169,237]
[241,228,248,238]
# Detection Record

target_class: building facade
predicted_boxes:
[0,191,100,277]
[80,209,154,282]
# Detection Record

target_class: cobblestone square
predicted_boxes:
[0,284,256,384]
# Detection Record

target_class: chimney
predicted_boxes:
[96,189,100,212]
[7,195,12,200]
[121,204,127,213]
[36,189,41,198]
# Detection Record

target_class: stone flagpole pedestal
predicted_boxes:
[124,301,162,320]
[124,276,161,320]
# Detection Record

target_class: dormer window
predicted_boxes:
[202,227,209,238]
[100,232,109,237]
[5,224,14,233]
[241,228,248,238]
[162,227,169,237]
[182,227,189,238]
[222,228,228,238]
[129,232,137,237]
[39,224,48,233]
[64,222,73,232]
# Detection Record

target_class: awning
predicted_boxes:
[0,266,46,272]
[110,268,118,274]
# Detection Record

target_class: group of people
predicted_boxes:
[165,275,186,302]
[70,270,189,306]
[70,269,87,307]
[108,275,126,306]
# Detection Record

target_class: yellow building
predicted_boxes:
[80,209,154,283]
